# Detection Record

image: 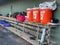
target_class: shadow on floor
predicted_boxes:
[0,28,32,45]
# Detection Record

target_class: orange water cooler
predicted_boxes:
[40,9,52,24]
[33,8,40,22]
[27,8,33,22]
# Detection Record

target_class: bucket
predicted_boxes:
[16,15,25,22]
[33,7,40,22]
[40,9,52,24]
[27,8,33,22]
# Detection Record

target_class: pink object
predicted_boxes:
[1,25,5,29]
[16,15,25,22]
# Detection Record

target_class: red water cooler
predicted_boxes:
[40,9,52,24]
[27,8,33,22]
[33,7,40,22]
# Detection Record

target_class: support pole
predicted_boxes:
[40,28,46,43]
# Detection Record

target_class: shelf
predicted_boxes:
[0,16,59,45]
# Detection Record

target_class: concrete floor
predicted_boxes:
[0,28,31,45]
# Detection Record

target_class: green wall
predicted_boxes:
[0,0,51,15]
[53,0,60,45]
[0,0,60,45]
[0,0,41,15]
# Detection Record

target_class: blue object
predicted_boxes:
[0,20,11,27]
[3,22,10,27]
[0,20,5,24]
